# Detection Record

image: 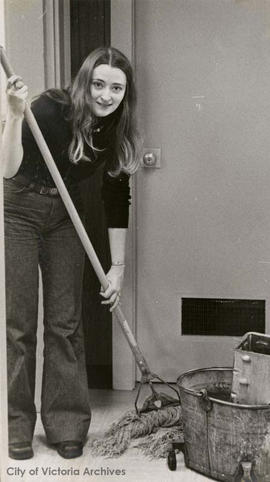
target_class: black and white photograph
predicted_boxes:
[1,0,270,481]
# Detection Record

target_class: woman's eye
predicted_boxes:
[112,86,122,93]
[92,81,103,89]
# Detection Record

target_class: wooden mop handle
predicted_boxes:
[0,46,13,78]
[0,46,151,377]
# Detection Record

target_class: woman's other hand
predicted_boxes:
[3,75,27,178]
[6,75,28,118]
[100,265,125,312]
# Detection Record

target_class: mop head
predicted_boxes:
[89,405,183,458]
[134,426,184,458]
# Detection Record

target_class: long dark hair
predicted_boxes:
[46,47,141,176]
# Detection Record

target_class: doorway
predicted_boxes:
[69,0,112,388]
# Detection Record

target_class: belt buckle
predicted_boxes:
[49,188,58,196]
[39,185,58,196]
[39,186,48,195]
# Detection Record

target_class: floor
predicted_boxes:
[5,386,211,482]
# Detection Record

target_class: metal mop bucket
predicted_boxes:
[174,367,270,481]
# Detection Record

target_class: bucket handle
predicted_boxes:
[198,388,213,412]
[237,331,270,351]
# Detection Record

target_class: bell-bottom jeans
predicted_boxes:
[4,178,91,445]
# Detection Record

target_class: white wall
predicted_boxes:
[0,0,6,121]
[3,0,45,410]
[4,0,45,99]
[135,0,270,379]
[0,1,8,476]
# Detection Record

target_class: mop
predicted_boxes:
[0,47,183,457]
[89,406,182,458]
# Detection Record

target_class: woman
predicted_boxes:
[2,47,141,460]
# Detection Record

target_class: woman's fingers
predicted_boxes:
[102,292,120,312]
[6,75,28,101]
[110,293,121,311]
[99,265,124,311]
[100,283,121,311]
[101,293,117,305]
[100,283,112,298]
[6,76,28,117]
[6,75,23,90]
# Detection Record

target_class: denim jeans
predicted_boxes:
[4,178,91,444]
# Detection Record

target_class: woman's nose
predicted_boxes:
[100,88,112,103]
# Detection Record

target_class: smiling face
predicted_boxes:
[90,64,127,118]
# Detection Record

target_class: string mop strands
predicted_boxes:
[135,426,184,459]
[89,405,182,458]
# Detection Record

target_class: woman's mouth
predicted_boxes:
[97,102,112,108]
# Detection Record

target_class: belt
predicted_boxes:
[11,174,60,197]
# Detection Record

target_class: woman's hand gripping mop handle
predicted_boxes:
[0,46,151,381]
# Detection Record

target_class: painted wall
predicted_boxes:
[135,0,270,379]
[0,0,9,468]
[4,0,45,99]
[3,0,45,408]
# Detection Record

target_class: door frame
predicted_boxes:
[0,0,9,476]
[43,0,71,89]
[56,0,137,390]
[111,0,136,390]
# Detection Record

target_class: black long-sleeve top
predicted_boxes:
[17,93,131,228]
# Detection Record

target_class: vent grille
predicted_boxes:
[181,298,265,336]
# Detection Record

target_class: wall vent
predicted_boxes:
[181,298,265,336]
